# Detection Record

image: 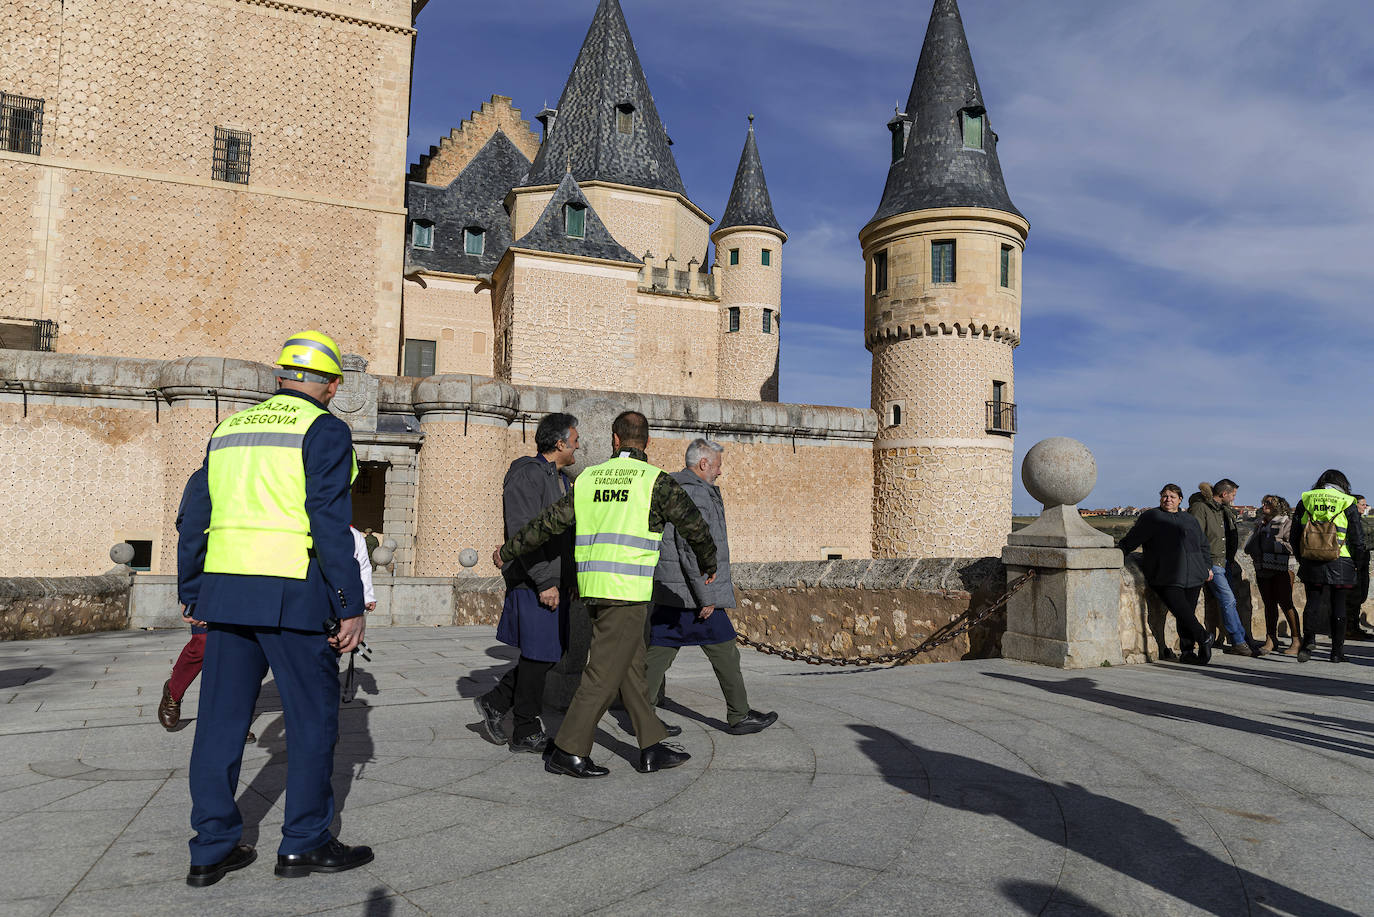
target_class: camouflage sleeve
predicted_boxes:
[500,490,576,563]
[652,474,716,577]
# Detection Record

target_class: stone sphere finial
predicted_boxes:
[1022,437,1097,508]
[109,542,135,565]
[458,548,479,568]
[372,545,394,567]
[382,538,397,550]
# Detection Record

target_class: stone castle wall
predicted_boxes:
[0,351,876,579]
[0,0,413,367]
[409,95,541,186]
[399,275,495,377]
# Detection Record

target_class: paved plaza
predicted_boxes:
[2,626,1373,916]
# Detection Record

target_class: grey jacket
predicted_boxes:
[653,468,733,608]
[501,454,572,593]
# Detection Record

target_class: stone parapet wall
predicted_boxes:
[0,571,130,640]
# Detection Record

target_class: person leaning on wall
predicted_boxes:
[1119,483,1215,664]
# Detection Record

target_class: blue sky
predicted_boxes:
[408,1,1374,514]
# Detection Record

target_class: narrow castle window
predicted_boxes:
[761,249,772,267]
[729,248,739,266]
[961,110,984,150]
[763,309,773,333]
[727,307,740,333]
[0,92,43,155]
[472,331,486,354]
[1000,244,1013,288]
[885,400,904,427]
[411,220,434,250]
[564,203,585,239]
[873,250,888,293]
[464,227,485,256]
[403,338,436,377]
[212,126,251,184]
[616,102,635,134]
[932,240,956,283]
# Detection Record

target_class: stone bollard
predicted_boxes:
[1001,437,1124,668]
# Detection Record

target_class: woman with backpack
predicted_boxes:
[1245,495,1301,655]
[1291,469,1366,663]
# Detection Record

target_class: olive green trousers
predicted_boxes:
[555,602,667,757]
[645,639,749,726]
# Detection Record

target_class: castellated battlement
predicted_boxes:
[0,351,876,582]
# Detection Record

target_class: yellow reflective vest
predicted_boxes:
[204,393,357,579]
[1299,488,1355,560]
[572,455,663,601]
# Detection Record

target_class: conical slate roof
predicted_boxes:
[520,0,685,196]
[406,130,532,276]
[513,171,640,264]
[717,117,784,237]
[869,0,1021,225]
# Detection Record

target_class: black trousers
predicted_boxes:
[484,655,554,742]
[1302,583,1348,655]
[1154,584,1208,649]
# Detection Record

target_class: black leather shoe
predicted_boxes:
[545,744,610,778]
[725,710,779,735]
[1177,651,1201,665]
[187,844,255,887]
[636,741,691,773]
[1157,647,1178,662]
[275,838,374,878]
[474,695,507,744]
[1197,635,1214,665]
[1331,651,1349,663]
[1297,645,1312,663]
[510,730,549,754]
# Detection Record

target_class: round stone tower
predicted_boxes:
[861,0,1028,558]
[713,115,786,402]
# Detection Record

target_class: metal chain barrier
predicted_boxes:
[734,569,1037,668]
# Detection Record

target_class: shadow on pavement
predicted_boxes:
[0,666,53,688]
[850,723,1359,917]
[986,672,1374,760]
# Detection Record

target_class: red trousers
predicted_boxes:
[169,632,207,701]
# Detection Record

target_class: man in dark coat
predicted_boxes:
[1188,479,1262,655]
[178,331,370,886]
[647,439,776,734]
[474,412,579,752]
[1293,470,1366,663]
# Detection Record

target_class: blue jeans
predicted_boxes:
[1207,563,1250,645]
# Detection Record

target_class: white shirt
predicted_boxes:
[350,527,376,606]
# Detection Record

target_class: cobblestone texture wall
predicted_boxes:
[401,277,495,377]
[715,229,783,402]
[0,161,43,318]
[412,419,508,577]
[630,294,717,399]
[0,572,130,640]
[155,402,220,573]
[582,186,710,270]
[409,95,540,186]
[0,403,162,576]
[873,444,1012,559]
[871,335,1012,439]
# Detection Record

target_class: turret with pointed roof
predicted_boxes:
[512,171,639,264]
[718,115,785,238]
[869,0,1020,226]
[521,0,685,196]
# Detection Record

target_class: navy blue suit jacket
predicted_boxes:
[176,389,365,630]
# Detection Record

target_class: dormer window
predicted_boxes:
[411,220,434,250]
[564,202,586,239]
[616,102,635,135]
[961,108,984,150]
[887,114,911,162]
[464,227,485,256]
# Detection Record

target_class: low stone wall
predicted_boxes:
[455,557,1008,663]
[0,572,131,640]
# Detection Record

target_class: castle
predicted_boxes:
[0,0,1024,577]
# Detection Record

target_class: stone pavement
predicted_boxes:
[2,627,1373,916]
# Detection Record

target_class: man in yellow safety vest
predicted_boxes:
[494,410,717,777]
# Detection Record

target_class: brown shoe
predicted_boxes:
[158,679,181,730]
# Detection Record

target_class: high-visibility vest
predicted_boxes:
[1299,488,1355,560]
[204,393,357,579]
[572,455,663,601]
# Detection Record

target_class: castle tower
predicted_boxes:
[712,116,786,401]
[861,0,1028,559]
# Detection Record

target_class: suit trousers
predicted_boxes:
[189,623,339,865]
[645,639,750,726]
[484,655,555,742]
[1302,583,1348,655]
[555,602,667,757]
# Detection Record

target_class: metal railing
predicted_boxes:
[0,92,44,155]
[0,317,56,351]
[986,400,1016,435]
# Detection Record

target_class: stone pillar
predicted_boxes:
[1001,437,1124,668]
